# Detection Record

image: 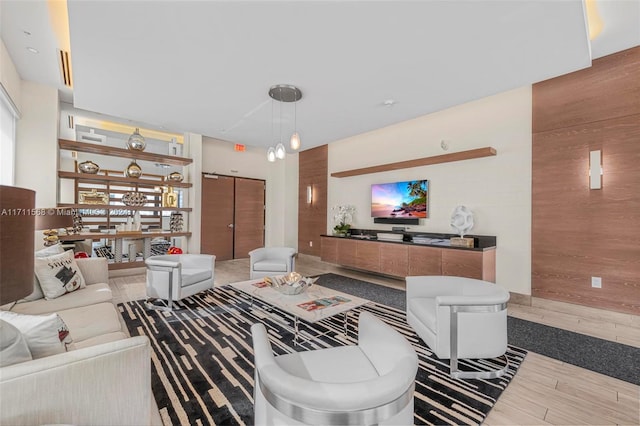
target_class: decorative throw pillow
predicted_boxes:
[19,244,66,303]
[0,320,33,367]
[34,250,86,300]
[0,311,73,358]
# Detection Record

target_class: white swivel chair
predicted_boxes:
[251,312,418,425]
[145,254,215,311]
[248,247,296,279]
[406,276,510,379]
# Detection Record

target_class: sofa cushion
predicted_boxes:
[0,320,33,367]
[0,311,73,358]
[253,260,288,272]
[74,331,128,350]
[8,283,113,316]
[181,268,212,287]
[35,250,86,300]
[57,303,123,343]
[408,297,438,331]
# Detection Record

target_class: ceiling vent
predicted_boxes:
[58,49,73,88]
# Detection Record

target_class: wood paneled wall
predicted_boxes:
[532,46,640,315]
[298,145,328,256]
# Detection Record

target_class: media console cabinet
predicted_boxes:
[320,232,496,282]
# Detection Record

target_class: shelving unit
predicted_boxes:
[57,171,193,188]
[331,147,496,178]
[58,139,193,166]
[57,138,193,269]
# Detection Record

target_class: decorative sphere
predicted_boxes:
[125,161,143,178]
[127,128,146,151]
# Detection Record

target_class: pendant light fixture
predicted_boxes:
[267,84,302,161]
[290,96,301,150]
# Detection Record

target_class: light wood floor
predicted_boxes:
[109,255,640,425]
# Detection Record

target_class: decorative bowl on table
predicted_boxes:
[265,272,318,295]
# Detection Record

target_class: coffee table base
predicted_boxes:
[245,293,357,347]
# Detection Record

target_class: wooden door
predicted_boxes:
[233,177,265,258]
[201,175,235,260]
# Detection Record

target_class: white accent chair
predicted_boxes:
[145,254,215,311]
[248,247,296,279]
[251,312,418,425]
[406,276,510,379]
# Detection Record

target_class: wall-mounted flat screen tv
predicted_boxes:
[371,180,429,219]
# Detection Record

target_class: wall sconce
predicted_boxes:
[589,150,602,190]
[306,185,313,204]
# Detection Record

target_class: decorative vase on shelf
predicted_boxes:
[170,212,183,232]
[166,171,183,182]
[126,128,146,151]
[78,160,100,174]
[125,160,143,178]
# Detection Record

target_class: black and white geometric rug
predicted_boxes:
[119,281,526,426]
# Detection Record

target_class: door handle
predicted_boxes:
[228,224,234,229]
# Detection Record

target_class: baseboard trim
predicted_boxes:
[509,292,532,306]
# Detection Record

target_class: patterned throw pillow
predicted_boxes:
[34,250,86,300]
[0,311,74,358]
[19,244,66,303]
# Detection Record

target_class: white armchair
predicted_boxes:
[146,254,215,311]
[406,276,510,379]
[248,247,296,279]
[251,312,418,425]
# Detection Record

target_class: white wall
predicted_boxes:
[0,38,22,113]
[328,87,532,295]
[15,81,58,208]
[185,133,202,253]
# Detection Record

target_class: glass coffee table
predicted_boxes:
[229,277,371,346]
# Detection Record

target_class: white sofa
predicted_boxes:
[0,257,162,425]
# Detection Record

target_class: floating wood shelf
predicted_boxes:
[331,147,497,178]
[57,171,192,188]
[59,139,193,166]
[57,203,192,212]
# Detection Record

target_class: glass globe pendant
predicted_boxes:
[275,143,286,160]
[290,132,301,150]
[267,147,276,162]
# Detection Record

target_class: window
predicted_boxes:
[0,87,19,185]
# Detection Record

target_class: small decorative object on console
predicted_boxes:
[450,205,475,247]
[167,247,183,255]
[265,272,318,295]
[78,160,100,174]
[332,204,356,236]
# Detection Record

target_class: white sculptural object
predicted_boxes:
[451,205,474,237]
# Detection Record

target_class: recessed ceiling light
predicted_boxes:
[26,47,39,54]
[383,99,396,107]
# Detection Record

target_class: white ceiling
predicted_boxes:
[2,1,639,152]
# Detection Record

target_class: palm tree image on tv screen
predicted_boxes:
[371,180,429,219]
